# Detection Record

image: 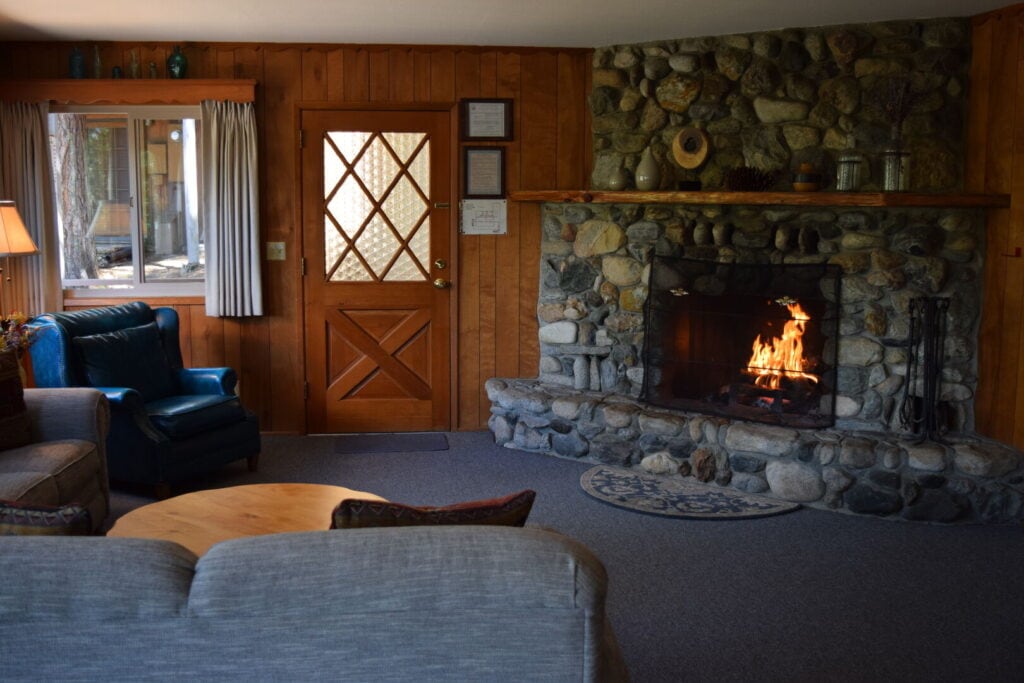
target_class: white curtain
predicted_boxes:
[0,101,61,315]
[201,100,263,317]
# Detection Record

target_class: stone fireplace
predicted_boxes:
[642,256,840,429]
[487,201,1024,523]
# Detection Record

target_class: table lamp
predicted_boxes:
[0,201,40,315]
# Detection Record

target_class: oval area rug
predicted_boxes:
[580,466,800,520]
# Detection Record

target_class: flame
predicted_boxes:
[746,303,818,390]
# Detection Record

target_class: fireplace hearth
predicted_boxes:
[642,257,840,429]
[489,201,1024,524]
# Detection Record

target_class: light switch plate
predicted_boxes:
[266,241,286,261]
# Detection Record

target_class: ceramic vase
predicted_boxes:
[607,162,628,191]
[167,46,188,79]
[635,147,661,191]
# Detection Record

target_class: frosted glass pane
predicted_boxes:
[324,217,346,277]
[385,251,422,281]
[356,214,400,279]
[324,130,431,283]
[327,131,371,164]
[382,177,428,239]
[326,175,372,239]
[323,139,345,195]
[408,222,430,269]
[408,143,429,194]
[337,251,371,281]
[356,136,399,201]
[383,132,425,165]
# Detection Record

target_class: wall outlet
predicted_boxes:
[266,241,286,261]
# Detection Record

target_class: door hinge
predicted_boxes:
[300,257,307,276]
[298,129,305,149]
[303,382,309,400]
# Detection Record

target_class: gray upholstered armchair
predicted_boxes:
[28,302,260,497]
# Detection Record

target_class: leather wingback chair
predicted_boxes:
[28,302,260,497]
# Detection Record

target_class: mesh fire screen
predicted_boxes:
[641,257,841,428]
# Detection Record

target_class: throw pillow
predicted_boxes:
[72,322,176,401]
[331,489,536,529]
[0,500,92,536]
[0,348,31,451]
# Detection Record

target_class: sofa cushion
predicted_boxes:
[146,395,247,439]
[0,500,91,535]
[0,439,101,503]
[0,348,31,451]
[331,489,536,529]
[72,322,176,401]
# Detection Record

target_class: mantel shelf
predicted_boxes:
[508,189,1010,209]
[0,79,257,105]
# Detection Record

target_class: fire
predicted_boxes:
[746,302,818,390]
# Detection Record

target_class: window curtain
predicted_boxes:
[0,101,61,315]
[201,100,263,317]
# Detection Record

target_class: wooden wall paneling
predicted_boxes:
[0,40,592,433]
[137,45,167,78]
[216,48,235,79]
[326,49,345,101]
[428,51,455,103]
[413,50,432,102]
[476,51,499,428]
[495,52,524,381]
[344,48,370,101]
[454,50,483,429]
[302,48,328,100]
[1009,16,1024,445]
[967,16,993,193]
[556,52,587,188]
[390,49,415,102]
[369,49,390,102]
[516,52,559,388]
[975,11,1022,443]
[262,47,304,432]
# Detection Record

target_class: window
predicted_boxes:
[49,105,204,295]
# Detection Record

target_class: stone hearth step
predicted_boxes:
[487,378,1024,525]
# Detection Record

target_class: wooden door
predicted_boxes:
[301,109,452,432]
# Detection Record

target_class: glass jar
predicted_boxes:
[881,149,910,192]
[836,153,862,191]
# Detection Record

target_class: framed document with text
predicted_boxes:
[460,98,513,141]
[463,147,505,198]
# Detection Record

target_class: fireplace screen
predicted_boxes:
[641,257,840,428]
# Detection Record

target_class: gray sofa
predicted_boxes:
[0,526,628,681]
[0,388,109,531]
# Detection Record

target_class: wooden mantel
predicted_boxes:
[0,79,256,105]
[509,189,1011,209]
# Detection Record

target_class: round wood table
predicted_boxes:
[107,483,385,556]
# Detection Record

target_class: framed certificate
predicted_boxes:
[463,147,505,198]
[460,98,513,141]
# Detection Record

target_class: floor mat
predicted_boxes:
[333,433,449,454]
[580,465,800,520]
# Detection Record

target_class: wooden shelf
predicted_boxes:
[508,189,1011,209]
[0,79,256,105]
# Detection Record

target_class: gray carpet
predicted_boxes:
[108,432,1024,682]
[333,432,449,454]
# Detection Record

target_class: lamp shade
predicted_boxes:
[0,201,39,256]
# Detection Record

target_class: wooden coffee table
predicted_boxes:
[107,483,385,556]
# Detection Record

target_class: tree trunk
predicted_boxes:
[50,114,97,279]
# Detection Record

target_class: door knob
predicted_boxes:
[433,278,452,289]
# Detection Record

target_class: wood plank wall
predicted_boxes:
[968,4,1024,449]
[0,41,592,433]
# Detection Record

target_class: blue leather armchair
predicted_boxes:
[28,302,260,497]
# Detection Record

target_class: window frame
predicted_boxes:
[50,103,205,298]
